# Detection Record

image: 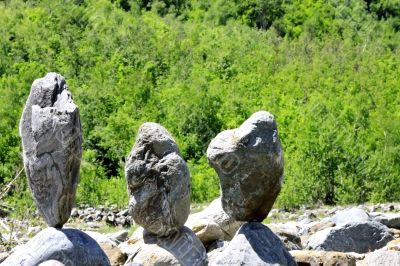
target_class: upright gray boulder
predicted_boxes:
[125,122,191,236]
[19,73,82,228]
[2,227,110,266]
[207,111,284,222]
[211,223,296,266]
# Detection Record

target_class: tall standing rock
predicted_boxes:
[207,111,283,222]
[125,122,191,236]
[20,73,82,228]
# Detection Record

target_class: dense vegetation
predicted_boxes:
[0,0,399,214]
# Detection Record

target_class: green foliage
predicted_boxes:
[78,150,128,207]
[0,0,399,212]
[236,0,285,29]
[135,0,188,16]
[367,0,400,19]
[3,171,36,219]
[189,158,220,203]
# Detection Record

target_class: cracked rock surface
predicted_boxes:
[305,221,394,253]
[125,122,190,236]
[207,111,284,222]
[20,72,82,228]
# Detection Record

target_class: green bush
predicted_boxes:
[188,158,220,203]
[0,0,399,212]
[77,150,128,207]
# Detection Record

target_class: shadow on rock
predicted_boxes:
[211,222,296,265]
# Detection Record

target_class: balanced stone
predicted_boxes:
[19,73,82,228]
[207,111,284,222]
[125,122,191,236]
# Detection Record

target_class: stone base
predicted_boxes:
[2,227,110,266]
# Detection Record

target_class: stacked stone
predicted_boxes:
[125,122,207,266]
[3,73,110,266]
[19,72,82,228]
[207,111,296,265]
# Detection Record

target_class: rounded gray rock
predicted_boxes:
[126,226,208,266]
[125,122,191,236]
[356,250,400,266]
[207,111,284,222]
[19,73,82,228]
[331,207,370,225]
[211,222,296,266]
[2,227,110,266]
[306,221,394,253]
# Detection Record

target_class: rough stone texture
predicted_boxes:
[207,240,228,253]
[207,111,284,222]
[207,241,228,264]
[125,122,190,236]
[268,223,302,251]
[125,248,180,266]
[390,228,400,238]
[19,73,82,228]
[297,210,318,224]
[0,252,9,263]
[290,250,357,266]
[386,239,400,251]
[106,230,129,245]
[185,197,243,245]
[331,208,370,225]
[211,222,296,266]
[38,261,65,266]
[2,227,110,266]
[356,250,400,266]
[299,219,336,246]
[125,226,207,266]
[306,221,394,253]
[308,220,336,235]
[118,227,145,257]
[372,213,400,229]
[85,231,127,266]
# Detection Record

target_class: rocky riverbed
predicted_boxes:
[2,201,400,265]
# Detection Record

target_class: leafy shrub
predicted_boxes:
[0,0,399,211]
